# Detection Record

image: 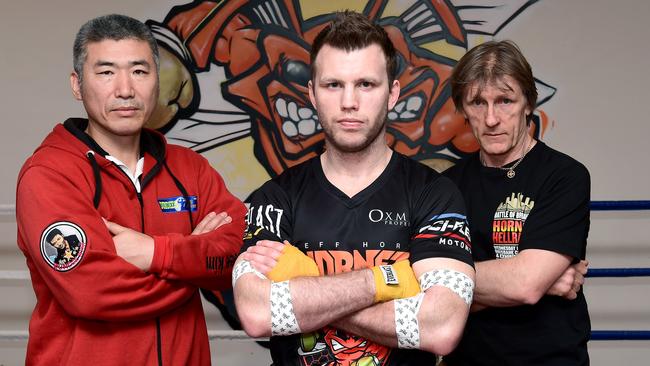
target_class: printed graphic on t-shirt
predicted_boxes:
[414,213,472,254]
[367,208,410,227]
[492,193,535,258]
[246,203,284,237]
[307,249,409,275]
[297,326,390,366]
[40,221,87,272]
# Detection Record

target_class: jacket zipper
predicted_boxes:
[105,160,163,366]
[156,317,163,366]
[137,190,162,366]
[77,120,168,365]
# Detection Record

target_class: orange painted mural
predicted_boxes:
[145,0,554,199]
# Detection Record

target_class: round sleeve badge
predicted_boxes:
[40,222,87,272]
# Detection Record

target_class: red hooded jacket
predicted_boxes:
[16,118,246,365]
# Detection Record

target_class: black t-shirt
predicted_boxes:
[444,141,591,366]
[243,152,473,366]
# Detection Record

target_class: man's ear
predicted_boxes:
[387,79,400,111]
[308,80,316,109]
[70,72,82,100]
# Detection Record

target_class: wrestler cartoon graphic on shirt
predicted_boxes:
[298,327,390,366]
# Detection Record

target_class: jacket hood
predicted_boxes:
[36,118,169,184]
[37,118,166,157]
[31,118,182,209]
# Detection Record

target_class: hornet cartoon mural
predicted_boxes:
[146,0,553,181]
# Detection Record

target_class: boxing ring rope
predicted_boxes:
[0,204,14,216]
[590,200,650,211]
[586,267,650,341]
[0,330,266,341]
[1,201,649,342]
[587,268,650,277]
[588,200,650,341]
[591,331,650,341]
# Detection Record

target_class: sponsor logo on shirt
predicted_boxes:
[492,193,535,258]
[158,195,198,213]
[414,213,472,254]
[246,204,284,236]
[40,221,87,272]
[368,209,409,226]
[306,249,410,275]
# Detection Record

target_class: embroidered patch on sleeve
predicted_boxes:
[40,222,87,272]
[158,195,198,213]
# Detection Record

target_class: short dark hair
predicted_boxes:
[450,40,538,122]
[73,14,159,82]
[46,229,63,244]
[310,11,397,84]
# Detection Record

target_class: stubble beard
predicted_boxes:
[320,108,388,154]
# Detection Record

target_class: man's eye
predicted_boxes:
[359,81,373,88]
[98,70,113,75]
[501,98,512,104]
[134,69,148,75]
[327,82,340,88]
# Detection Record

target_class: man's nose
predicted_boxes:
[341,86,359,111]
[114,72,135,99]
[485,104,499,127]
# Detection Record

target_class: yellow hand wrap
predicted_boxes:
[266,244,320,282]
[371,260,421,303]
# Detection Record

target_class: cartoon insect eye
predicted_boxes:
[281,60,311,88]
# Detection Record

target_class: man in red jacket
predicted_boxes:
[16,14,246,365]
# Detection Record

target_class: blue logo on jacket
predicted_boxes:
[158,196,198,213]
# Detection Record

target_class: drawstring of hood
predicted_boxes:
[163,161,195,229]
[86,151,103,209]
[64,118,195,230]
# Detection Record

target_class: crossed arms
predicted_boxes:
[471,250,588,312]
[234,239,475,356]
[16,159,245,321]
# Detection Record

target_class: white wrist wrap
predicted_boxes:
[394,293,425,349]
[232,259,265,287]
[419,269,474,306]
[270,281,301,336]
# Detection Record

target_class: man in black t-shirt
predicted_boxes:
[443,40,590,365]
[232,11,475,366]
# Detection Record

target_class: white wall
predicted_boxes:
[1,0,648,365]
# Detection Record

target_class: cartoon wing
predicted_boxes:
[453,0,540,36]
